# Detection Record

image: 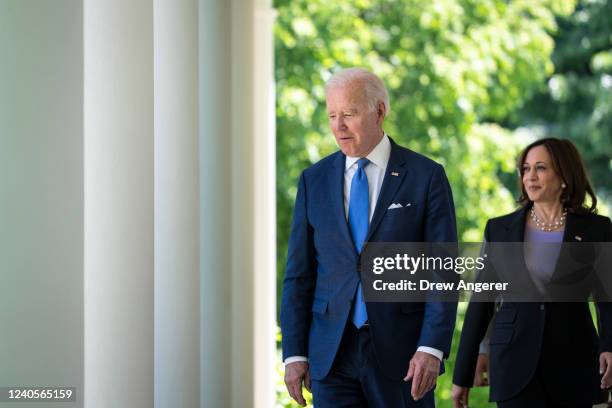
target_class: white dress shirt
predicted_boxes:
[285,135,443,365]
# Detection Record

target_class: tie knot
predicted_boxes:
[357,158,370,170]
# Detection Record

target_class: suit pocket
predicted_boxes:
[490,327,513,345]
[311,298,328,314]
[385,204,418,219]
[493,308,517,325]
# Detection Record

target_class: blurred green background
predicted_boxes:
[274,0,612,406]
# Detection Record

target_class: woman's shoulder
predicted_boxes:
[569,211,611,227]
[486,208,525,229]
[568,211,611,241]
[486,208,611,226]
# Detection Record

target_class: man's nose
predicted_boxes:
[334,117,347,130]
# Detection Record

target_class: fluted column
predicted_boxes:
[0,2,84,407]
[200,0,276,407]
[84,1,154,407]
[251,3,278,408]
[3,1,276,407]
[199,1,232,406]
[154,0,200,407]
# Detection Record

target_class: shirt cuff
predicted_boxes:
[417,346,443,361]
[284,356,308,365]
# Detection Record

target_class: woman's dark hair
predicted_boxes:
[517,137,597,214]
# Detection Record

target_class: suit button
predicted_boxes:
[540,304,545,311]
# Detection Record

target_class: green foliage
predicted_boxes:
[511,0,612,207]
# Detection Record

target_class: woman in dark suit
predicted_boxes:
[451,138,612,408]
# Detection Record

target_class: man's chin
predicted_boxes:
[338,143,359,157]
[340,148,359,157]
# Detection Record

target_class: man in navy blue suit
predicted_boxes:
[280,68,457,407]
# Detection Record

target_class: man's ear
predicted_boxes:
[377,102,386,123]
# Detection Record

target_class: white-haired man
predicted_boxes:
[280,68,458,407]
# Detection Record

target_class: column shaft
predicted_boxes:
[84,1,154,407]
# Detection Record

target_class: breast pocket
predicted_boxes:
[383,203,418,224]
[386,202,416,215]
[378,204,419,234]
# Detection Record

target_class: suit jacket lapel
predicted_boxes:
[561,212,580,243]
[365,139,407,243]
[505,207,527,242]
[503,207,543,295]
[330,152,356,252]
[549,213,582,282]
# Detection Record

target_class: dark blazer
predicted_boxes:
[453,207,612,405]
[280,137,458,381]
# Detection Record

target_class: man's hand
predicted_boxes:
[284,361,311,407]
[473,353,489,386]
[600,352,612,389]
[451,384,470,408]
[403,351,440,400]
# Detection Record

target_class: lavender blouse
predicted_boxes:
[524,225,565,294]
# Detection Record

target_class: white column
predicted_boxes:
[199,0,232,406]
[154,0,200,407]
[3,1,275,407]
[252,3,278,408]
[200,0,276,407]
[229,1,256,407]
[84,1,154,407]
[0,2,83,407]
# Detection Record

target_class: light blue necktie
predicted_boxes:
[349,158,369,328]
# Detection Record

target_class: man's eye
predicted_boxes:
[343,113,353,118]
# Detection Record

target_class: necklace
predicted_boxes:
[529,207,567,232]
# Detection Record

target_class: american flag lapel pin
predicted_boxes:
[391,171,399,176]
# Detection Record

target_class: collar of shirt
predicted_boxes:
[345,133,390,172]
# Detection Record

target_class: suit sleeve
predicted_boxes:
[280,172,317,360]
[417,164,458,357]
[453,221,496,387]
[596,217,612,353]
[453,301,495,387]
